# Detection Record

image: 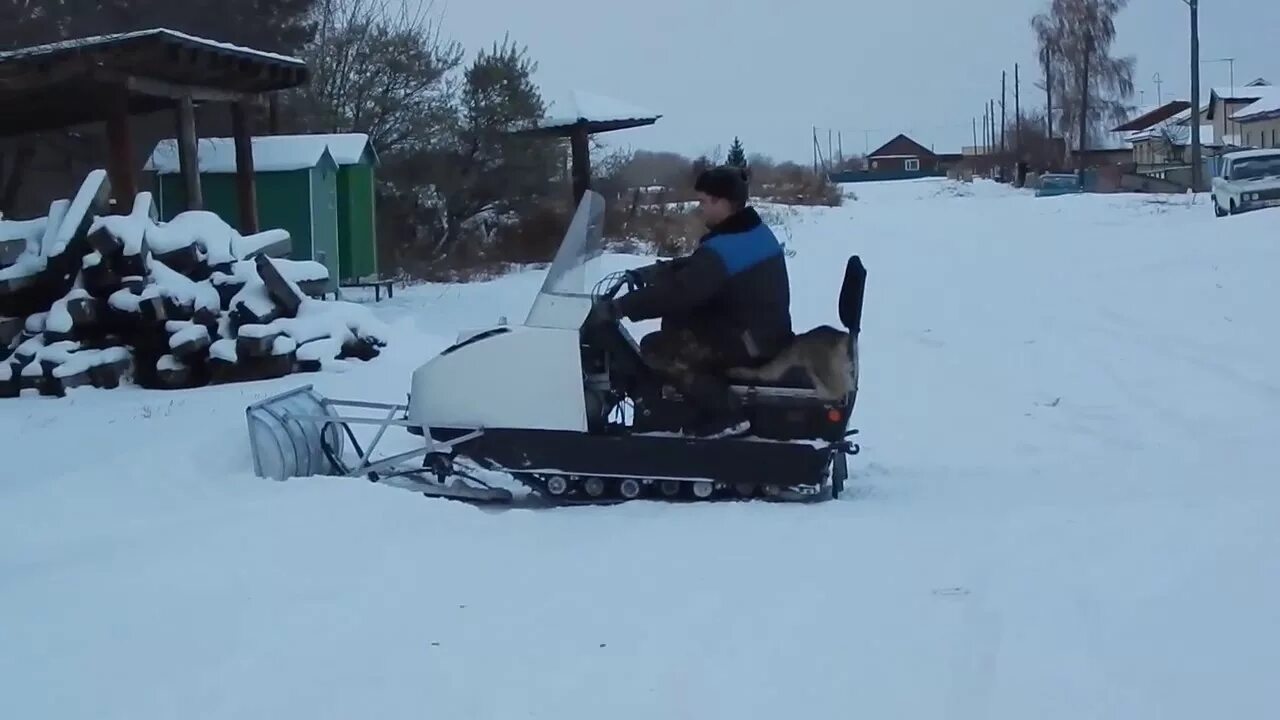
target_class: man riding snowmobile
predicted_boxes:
[588,164,793,438]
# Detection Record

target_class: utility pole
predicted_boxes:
[812,126,818,174]
[983,107,989,155]
[1186,0,1202,190]
[1015,63,1022,155]
[1044,45,1054,141]
[1000,71,1007,155]
[1153,72,1163,105]
[992,99,997,150]
[972,116,978,155]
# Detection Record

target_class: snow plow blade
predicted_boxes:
[245,384,513,504]
[246,385,344,481]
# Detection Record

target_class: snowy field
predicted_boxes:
[3,178,1278,719]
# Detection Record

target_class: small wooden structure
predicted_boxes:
[0,29,308,231]
[330,135,380,281]
[515,90,660,203]
[145,133,378,287]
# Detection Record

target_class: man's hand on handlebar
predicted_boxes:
[585,297,617,327]
[625,260,671,290]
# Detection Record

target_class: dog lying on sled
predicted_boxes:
[725,325,857,402]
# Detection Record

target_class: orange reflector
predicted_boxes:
[827,408,842,422]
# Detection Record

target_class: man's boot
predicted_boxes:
[680,373,750,439]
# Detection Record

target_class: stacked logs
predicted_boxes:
[1,171,387,398]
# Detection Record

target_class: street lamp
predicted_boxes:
[1203,57,1237,141]
[1203,57,1235,95]
[1180,0,1201,190]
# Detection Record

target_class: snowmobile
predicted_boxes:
[246,190,864,505]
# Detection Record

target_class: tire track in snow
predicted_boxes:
[1094,310,1280,402]
[942,514,1007,720]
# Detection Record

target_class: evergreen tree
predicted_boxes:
[402,36,555,253]
[726,137,747,168]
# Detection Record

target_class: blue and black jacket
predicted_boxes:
[614,206,793,366]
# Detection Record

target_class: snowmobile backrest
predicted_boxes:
[838,255,865,334]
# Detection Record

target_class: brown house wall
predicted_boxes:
[867,155,939,172]
[865,134,940,173]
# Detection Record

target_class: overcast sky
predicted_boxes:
[430,0,1280,162]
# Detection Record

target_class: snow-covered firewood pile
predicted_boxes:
[0,170,388,398]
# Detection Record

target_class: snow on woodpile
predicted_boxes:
[0,216,47,268]
[1,170,388,398]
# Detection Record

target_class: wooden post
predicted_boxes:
[268,95,280,134]
[230,100,259,234]
[175,96,203,211]
[104,91,137,207]
[570,124,590,206]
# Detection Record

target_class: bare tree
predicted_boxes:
[1031,0,1136,152]
[1004,111,1066,171]
[289,0,462,156]
[378,36,556,263]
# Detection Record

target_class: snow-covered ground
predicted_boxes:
[3,179,1278,719]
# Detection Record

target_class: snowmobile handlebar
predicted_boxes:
[593,270,643,301]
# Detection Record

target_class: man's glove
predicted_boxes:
[627,260,671,289]
[584,298,617,327]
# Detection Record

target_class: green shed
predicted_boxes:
[144,133,379,287]
[325,134,380,282]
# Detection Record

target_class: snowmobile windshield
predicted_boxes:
[525,190,607,328]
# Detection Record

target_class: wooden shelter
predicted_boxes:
[515,90,660,203]
[0,29,308,232]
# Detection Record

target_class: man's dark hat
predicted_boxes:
[695,165,749,206]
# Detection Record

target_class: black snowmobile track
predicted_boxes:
[512,472,834,506]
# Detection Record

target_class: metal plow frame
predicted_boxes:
[246,385,511,504]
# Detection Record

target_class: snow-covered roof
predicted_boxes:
[1112,100,1198,132]
[534,90,661,131]
[1166,106,1197,125]
[1126,124,1218,147]
[0,28,304,66]
[1230,88,1280,122]
[145,134,374,175]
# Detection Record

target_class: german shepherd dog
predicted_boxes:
[726,325,856,401]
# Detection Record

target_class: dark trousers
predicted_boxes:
[639,327,743,423]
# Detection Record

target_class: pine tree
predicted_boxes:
[726,137,747,168]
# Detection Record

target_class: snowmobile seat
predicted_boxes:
[728,365,816,390]
[728,254,864,397]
